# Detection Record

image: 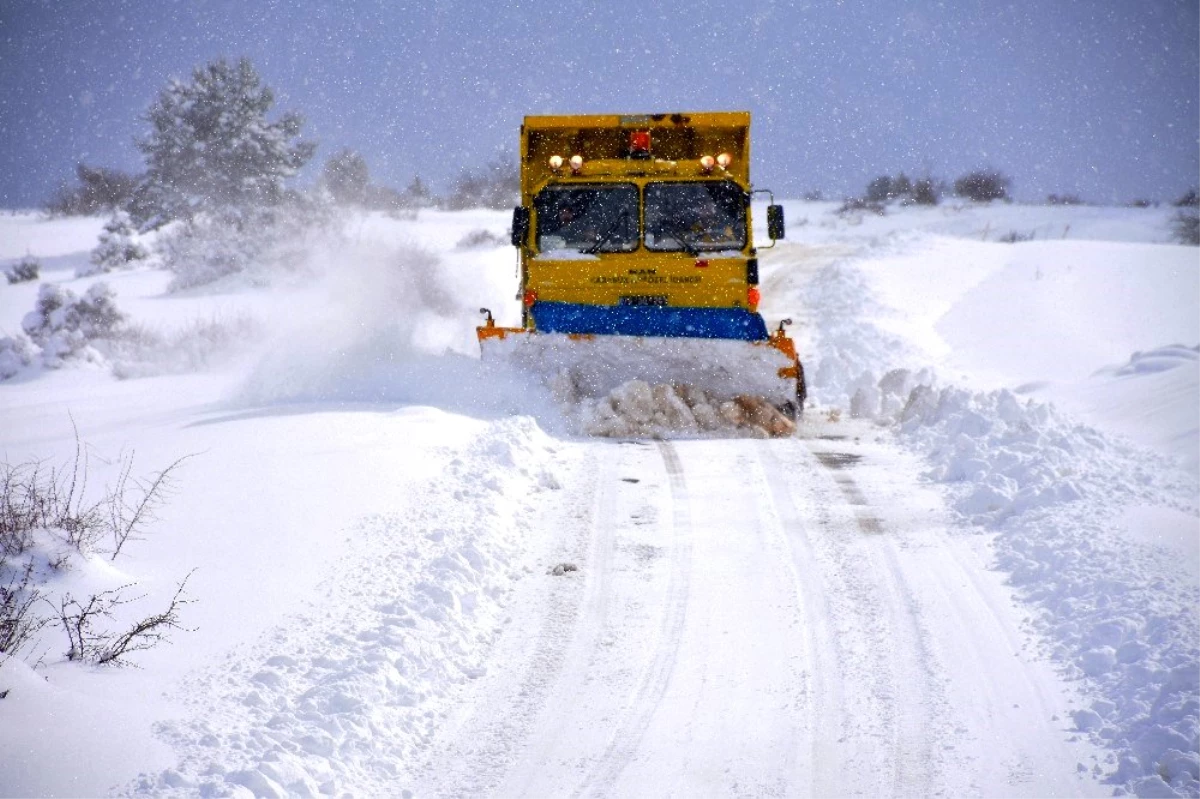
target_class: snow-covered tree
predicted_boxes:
[444,153,519,210]
[81,211,149,276]
[321,149,371,206]
[398,176,436,209]
[130,57,315,227]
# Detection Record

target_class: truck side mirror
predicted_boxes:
[767,204,785,240]
[511,206,531,247]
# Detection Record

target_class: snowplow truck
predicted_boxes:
[478,111,807,422]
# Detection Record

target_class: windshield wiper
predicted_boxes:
[584,209,632,254]
[653,218,700,255]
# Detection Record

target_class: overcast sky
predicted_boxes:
[1,0,1196,207]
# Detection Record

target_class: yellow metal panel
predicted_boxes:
[528,256,748,309]
[521,112,751,195]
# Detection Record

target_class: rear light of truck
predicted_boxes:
[747,286,761,310]
[523,289,538,307]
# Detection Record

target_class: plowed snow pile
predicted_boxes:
[577,379,795,438]
[802,234,1199,798]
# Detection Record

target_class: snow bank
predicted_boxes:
[123,416,568,798]
[805,252,1200,798]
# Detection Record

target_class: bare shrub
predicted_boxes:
[954,170,1011,202]
[998,230,1035,243]
[108,455,190,560]
[836,197,886,216]
[455,228,507,249]
[1171,211,1199,246]
[1173,189,1198,208]
[54,571,194,665]
[5,255,40,284]
[0,430,196,672]
[1,429,188,562]
[0,561,48,660]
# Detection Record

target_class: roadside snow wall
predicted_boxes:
[805,255,1200,798]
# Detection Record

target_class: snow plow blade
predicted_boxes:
[477,314,806,431]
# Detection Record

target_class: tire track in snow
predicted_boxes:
[757,441,850,798]
[761,438,945,798]
[572,440,693,799]
[810,443,945,793]
[808,440,944,798]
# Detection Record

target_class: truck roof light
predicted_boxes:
[717,152,733,168]
[699,155,716,173]
[569,154,583,173]
[629,130,651,154]
[549,155,564,170]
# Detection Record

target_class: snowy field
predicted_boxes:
[1,201,1197,798]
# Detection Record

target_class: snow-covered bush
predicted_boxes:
[108,313,260,378]
[80,211,149,276]
[130,56,314,227]
[0,335,35,380]
[21,283,126,367]
[4,255,40,284]
[159,198,335,291]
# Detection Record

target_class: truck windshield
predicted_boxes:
[644,181,747,253]
[535,184,639,254]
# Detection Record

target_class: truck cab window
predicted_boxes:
[644,181,747,253]
[535,184,639,254]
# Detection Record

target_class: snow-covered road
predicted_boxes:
[2,205,1195,798]
[415,428,1106,798]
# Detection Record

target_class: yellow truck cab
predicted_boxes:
[509,112,785,341]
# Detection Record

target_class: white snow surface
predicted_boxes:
[0,202,1196,798]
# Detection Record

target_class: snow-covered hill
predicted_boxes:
[1,202,1196,798]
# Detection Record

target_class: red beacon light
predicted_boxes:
[629,130,651,157]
